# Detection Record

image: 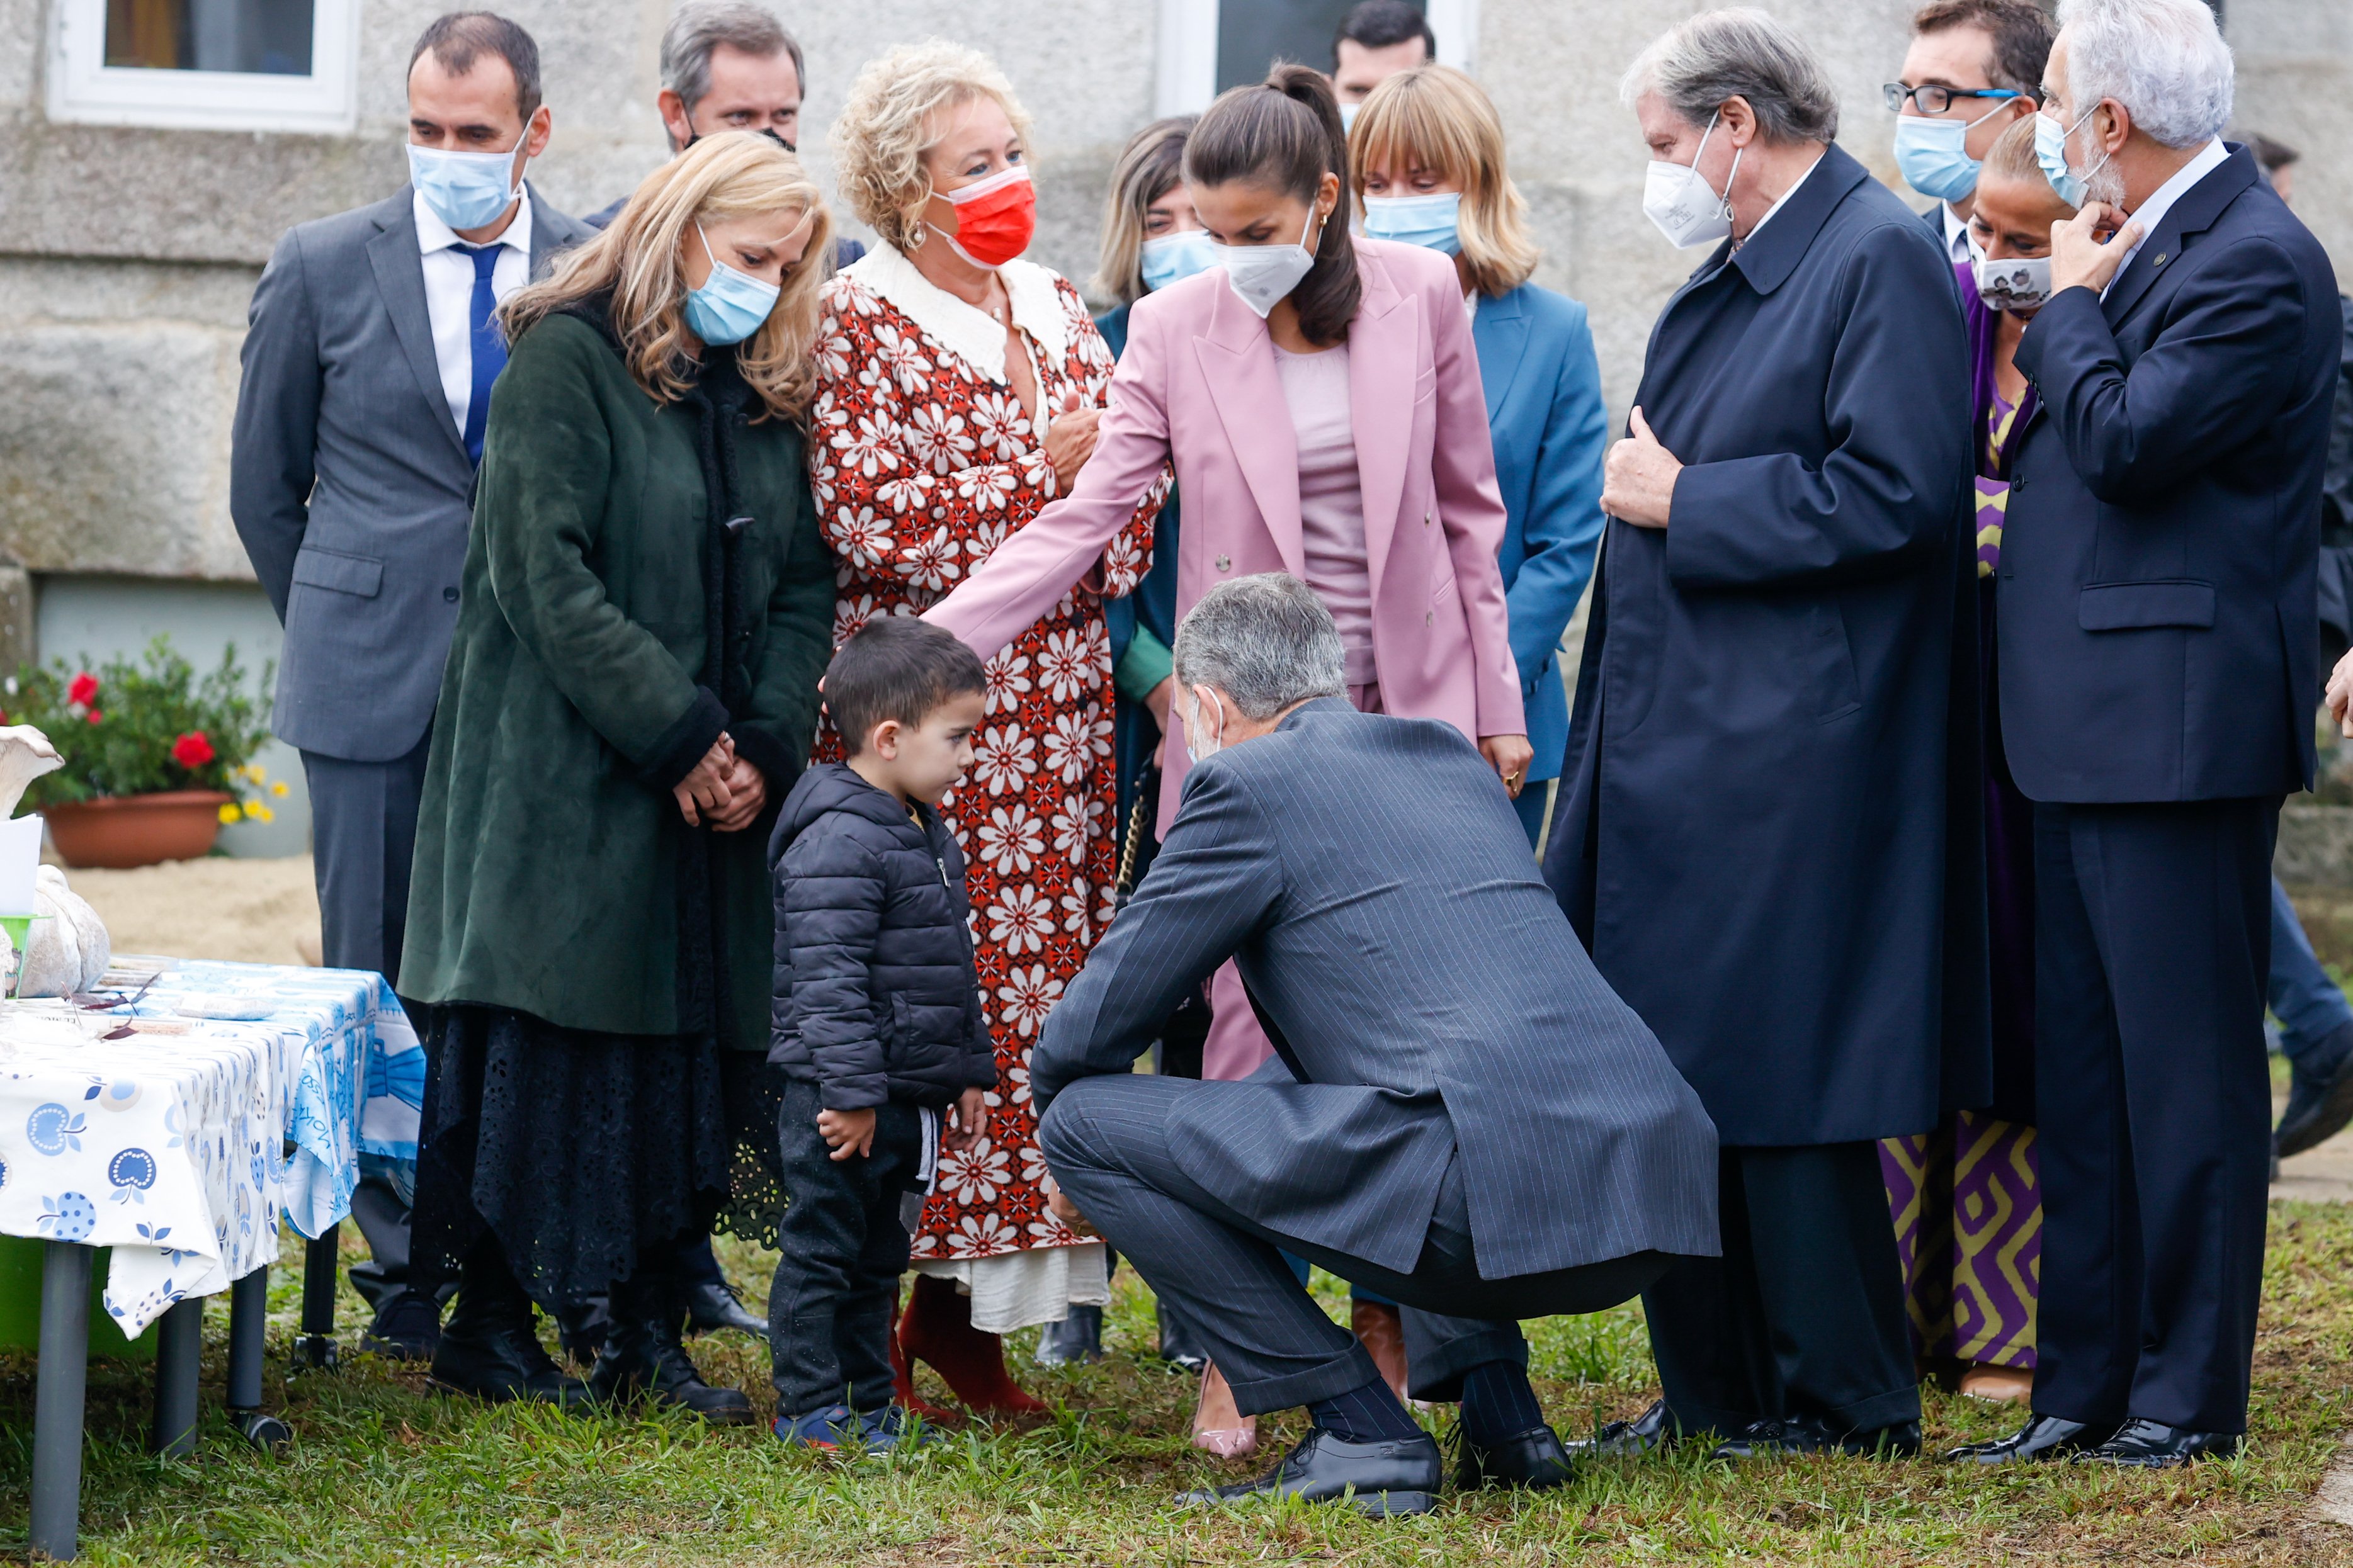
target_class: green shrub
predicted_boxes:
[4,638,279,817]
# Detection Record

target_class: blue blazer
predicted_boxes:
[2002,145,2339,803]
[1474,284,1608,783]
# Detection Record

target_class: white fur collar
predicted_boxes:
[842,243,1070,385]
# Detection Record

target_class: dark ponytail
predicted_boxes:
[1184,62,1361,347]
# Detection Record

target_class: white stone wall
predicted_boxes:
[0,0,2342,585]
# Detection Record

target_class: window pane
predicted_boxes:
[1216,0,1424,92]
[105,0,314,76]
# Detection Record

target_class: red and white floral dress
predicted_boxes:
[806,243,1166,1331]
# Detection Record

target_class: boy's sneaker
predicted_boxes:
[775,1402,941,1453]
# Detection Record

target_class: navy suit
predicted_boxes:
[2002,145,2338,1435]
[1545,144,1983,1437]
[1038,699,1716,1413]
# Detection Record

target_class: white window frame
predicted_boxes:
[47,0,358,135]
[1156,0,1479,116]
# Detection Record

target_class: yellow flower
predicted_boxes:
[242,801,275,823]
[217,803,241,825]
[271,781,289,797]
[242,763,266,783]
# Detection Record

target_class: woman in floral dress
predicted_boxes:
[812,40,1164,1415]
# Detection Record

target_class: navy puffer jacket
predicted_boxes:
[768,763,996,1109]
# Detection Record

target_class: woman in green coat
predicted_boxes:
[402,134,837,1418]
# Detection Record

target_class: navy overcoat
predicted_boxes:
[1545,145,1989,1147]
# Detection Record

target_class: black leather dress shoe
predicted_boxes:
[1711,1414,1921,1460]
[1034,1304,1105,1366]
[589,1317,756,1425]
[683,1278,768,1340]
[360,1289,441,1362]
[2276,1034,2353,1159]
[1565,1399,1675,1457]
[430,1323,594,1409]
[1456,1424,1574,1489]
[2073,1418,2241,1468]
[1941,1413,2109,1464]
[1177,1429,1443,1517]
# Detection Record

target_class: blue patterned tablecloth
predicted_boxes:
[0,961,419,1334]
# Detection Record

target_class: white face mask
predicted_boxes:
[1183,685,1228,763]
[1208,203,1322,318]
[1973,254,2055,313]
[1642,111,1742,251]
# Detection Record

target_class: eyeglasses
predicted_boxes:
[1883,83,2022,115]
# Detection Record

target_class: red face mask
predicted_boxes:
[934,162,1036,269]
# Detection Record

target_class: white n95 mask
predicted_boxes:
[1643,111,1742,251]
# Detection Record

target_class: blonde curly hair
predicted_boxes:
[831,39,1034,255]
[501,132,832,421]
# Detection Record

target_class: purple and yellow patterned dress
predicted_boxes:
[1878,264,2044,1373]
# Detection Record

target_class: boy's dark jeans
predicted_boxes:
[770,1078,927,1416]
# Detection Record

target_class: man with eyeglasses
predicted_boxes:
[1888,0,2053,266]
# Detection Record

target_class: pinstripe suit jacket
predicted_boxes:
[1033,699,1718,1280]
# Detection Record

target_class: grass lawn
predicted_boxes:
[2,1202,2349,1565]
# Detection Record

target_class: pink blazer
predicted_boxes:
[927,237,1522,832]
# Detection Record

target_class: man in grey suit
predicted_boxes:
[1035,575,1719,1516]
[229,11,591,1362]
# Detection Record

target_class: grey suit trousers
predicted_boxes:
[303,731,431,986]
[1041,1073,1668,1414]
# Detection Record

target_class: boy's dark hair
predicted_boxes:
[1334,1,1436,65]
[1909,0,2055,99]
[825,616,988,755]
[410,11,543,120]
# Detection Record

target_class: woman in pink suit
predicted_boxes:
[925,62,1525,1451]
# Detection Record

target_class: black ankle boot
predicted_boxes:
[589,1278,754,1425]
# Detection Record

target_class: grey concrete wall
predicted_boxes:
[0,0,2344,592]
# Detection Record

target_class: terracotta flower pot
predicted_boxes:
[41,791,234,870]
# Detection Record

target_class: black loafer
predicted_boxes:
[1942,1413,2109,1464]
[1711,1414,1920,1460]
[2073,1418,2241,1468]
[360,1289,441,1362]
[1178,1428,1443,1517]
[683,1278,768,1340]
[2276,1037,2353,1159]
[430,1324,594,1409]
[1456,1423,1573,1489]
[1565,1398,1675,1457]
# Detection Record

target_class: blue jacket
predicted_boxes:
[1474,284,1608,782]
[2002,145,2339,802]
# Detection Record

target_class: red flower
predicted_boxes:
[85,710,102,725]
[66,672,98,706]
[171,731,215,768]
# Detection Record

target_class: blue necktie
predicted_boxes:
[460,244,508,466]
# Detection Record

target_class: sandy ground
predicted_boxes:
[43,854,2353,1199]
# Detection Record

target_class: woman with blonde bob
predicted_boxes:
[1351,62,1608,847]
[810,38,1164,1421]
[403,132,838,1421]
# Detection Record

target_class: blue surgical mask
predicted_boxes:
[1139,228,1218,293]
[1340,101,1360,133]
[408,137,526,232]
[1893,102,2014,205]
[2034,108,2106,210]
[1361,190,1463,255]
[683,224,781,347]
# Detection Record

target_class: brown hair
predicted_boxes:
[500,133,832,420]
[409,11,541,120]
[1184,64,1359,347]
[826,616,988,755]
[1094,115,1196,305]
[1910,0,2056,98]
[1349,64,1538,299]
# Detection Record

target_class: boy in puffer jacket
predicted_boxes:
[767,617,996,1450]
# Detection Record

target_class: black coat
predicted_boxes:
[768,763,997,1109]
[1545,144,1988,1147]
[2002,146,2341,801]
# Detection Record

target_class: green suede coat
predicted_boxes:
[400,309,834,1048]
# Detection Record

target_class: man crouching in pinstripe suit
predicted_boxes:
[1034,574,1718,1516]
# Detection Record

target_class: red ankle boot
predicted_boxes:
[897,1275,1048,1416]
[888,1292,957,1423]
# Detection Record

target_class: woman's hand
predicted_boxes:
[1043,390,1103,488]
[706,752,769,833]
[1143,675,1174,737]
[943,1086,990,1153]
[1480,733,1536,799]
[673,737,736,826]
[1043,1175,1097,1237]
[2328,646,2353,737]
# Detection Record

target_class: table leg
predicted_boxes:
[30,1240,93,1562]
[149,1295,202,1460]
[225,1267,290,1453]
[294,1224,338,1372]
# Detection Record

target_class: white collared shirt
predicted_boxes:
[414,186,534,438]
[1942,202,1976,264]
[1738,145,1828,249]
[2102,137,2228,300]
